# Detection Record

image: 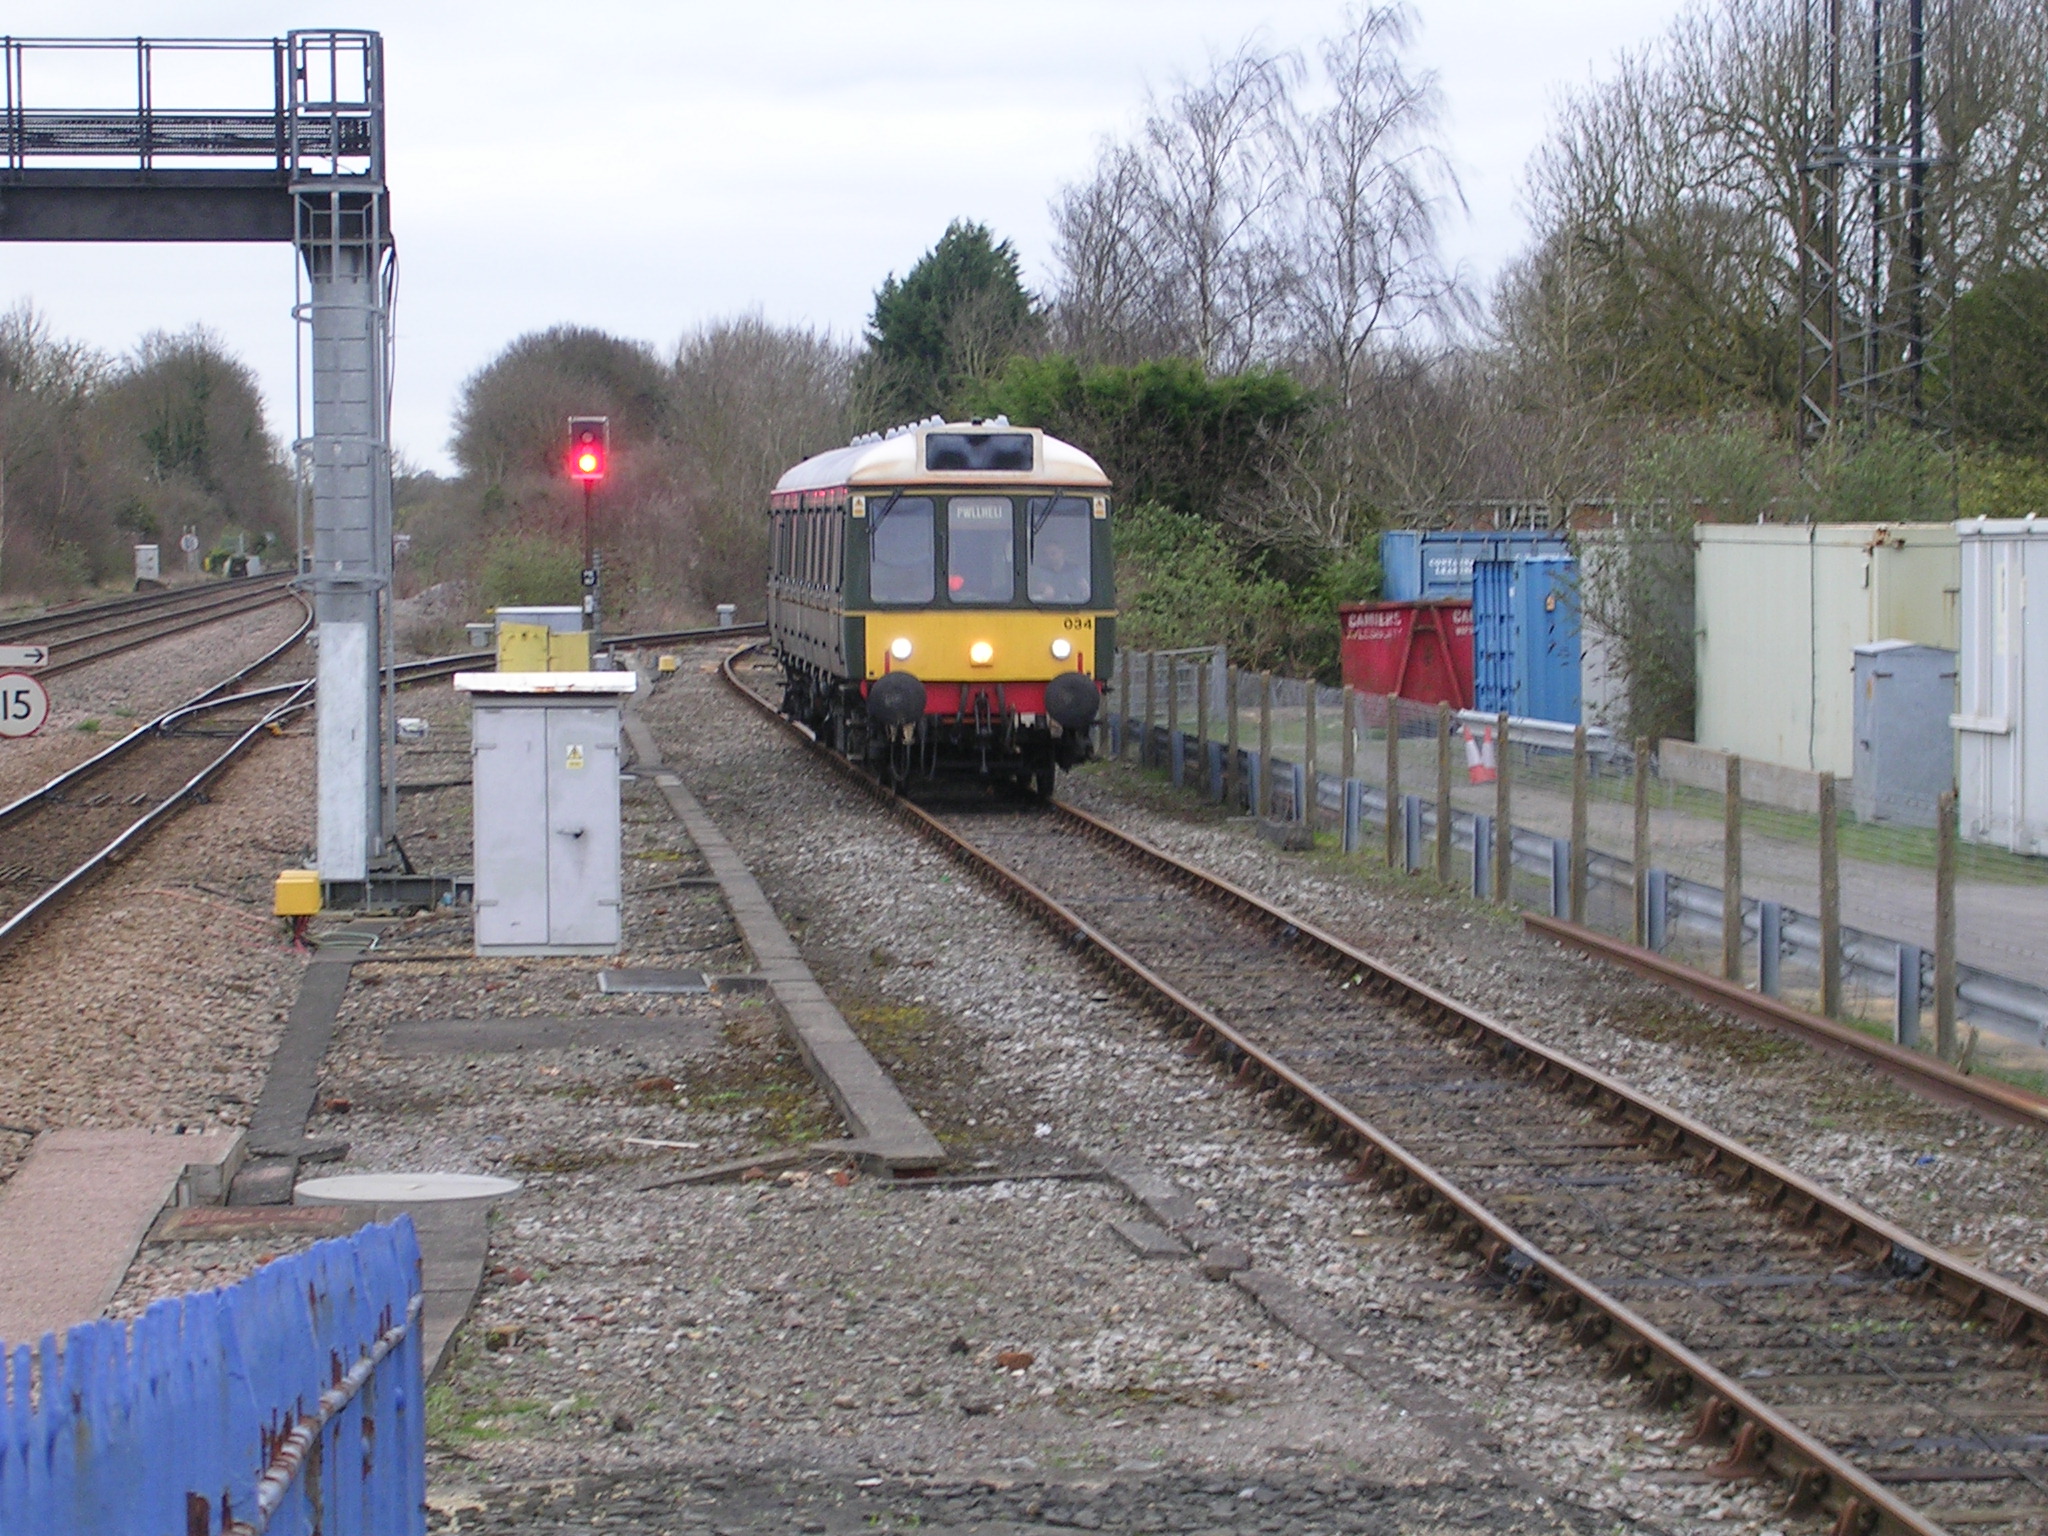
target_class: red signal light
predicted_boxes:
[566,416,610,482]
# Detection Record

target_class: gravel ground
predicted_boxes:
[0,598,307,804]
[0,721,314,1183]
[283,653,1616,1536]
[1054,760,2048,1294]
[335,646,1883,1536]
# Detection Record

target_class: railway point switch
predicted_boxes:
[455,671,637,956]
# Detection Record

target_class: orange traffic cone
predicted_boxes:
[1464,724,1497,785]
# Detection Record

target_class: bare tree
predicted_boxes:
[1290,6,1463,412]
[1141,43,1303,371]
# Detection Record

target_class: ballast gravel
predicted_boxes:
[1053,763,2048,1296]
[359,648,1826,1536]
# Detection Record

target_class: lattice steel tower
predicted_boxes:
[1796,0,1948,456]
[0,33,396,882]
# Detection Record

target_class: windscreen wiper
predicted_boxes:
[870,487,905,532]
[1029,489,1070,539]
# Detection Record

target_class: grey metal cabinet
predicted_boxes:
[457,673,636,954]
[1852,640,1957,828]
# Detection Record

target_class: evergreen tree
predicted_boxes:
[864,221,1040,422]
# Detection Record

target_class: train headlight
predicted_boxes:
[969,640,995,666]
[889,636,913,661]
[1050,637,1073,660]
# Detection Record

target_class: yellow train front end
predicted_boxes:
[768,421,1116,797]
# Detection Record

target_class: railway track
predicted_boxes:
[0,573,298,675]
[0,619,768,955]
[719,641,2048,1536]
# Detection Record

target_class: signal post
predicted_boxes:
[567,417,610,644]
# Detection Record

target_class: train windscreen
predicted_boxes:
[947,497,1014,602]
[1027,497,1091,604]
[870,497,934,603]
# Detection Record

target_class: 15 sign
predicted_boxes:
[0,672,48,737]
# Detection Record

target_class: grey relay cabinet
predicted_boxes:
[455,671,638,955]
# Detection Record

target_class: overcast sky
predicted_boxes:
[13,2,1691,472]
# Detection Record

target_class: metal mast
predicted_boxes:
[1795,0,1946,463]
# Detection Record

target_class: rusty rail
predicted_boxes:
[1526,913,2048,1132]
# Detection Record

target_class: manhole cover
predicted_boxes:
[296,1172,522,1207]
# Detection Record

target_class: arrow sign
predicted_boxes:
[0,645,48,669]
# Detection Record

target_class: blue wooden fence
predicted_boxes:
[0,1215,426,1534]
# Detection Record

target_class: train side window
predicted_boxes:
[802,511,817,588]
[1027,496,1092,605]
[947,496,1014,603]
[870,496,935,604]
[829,511,844,590]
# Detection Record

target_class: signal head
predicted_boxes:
[566,416,610,482]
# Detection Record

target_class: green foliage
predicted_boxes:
[478,534,582,609]
[1806,425,1951,523]
[1955,267,2048,454]
[1623,419,1792,522]
[974,355,1317,521]
[864,221,1039,422]
[1114,503,1373,678]
[1959,446,2048,519]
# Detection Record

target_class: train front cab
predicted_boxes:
[852,482,1114,792]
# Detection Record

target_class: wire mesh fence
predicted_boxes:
[1105,649,2048,1090]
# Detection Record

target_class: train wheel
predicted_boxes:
[1033,762,1057,801]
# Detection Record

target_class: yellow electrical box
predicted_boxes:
[497,621,551,671]
[548,629,591,671]
[657,653,679,674]
[274,868,322,917]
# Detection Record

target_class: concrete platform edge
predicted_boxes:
[621,711,945,1173]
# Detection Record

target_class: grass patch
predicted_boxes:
[75,718,99,733]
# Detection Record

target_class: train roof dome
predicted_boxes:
[774,417,1110,495]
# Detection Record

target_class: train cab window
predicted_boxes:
[1027,496,1092,604]
[947,497,1014,603]
[870,495,935,603]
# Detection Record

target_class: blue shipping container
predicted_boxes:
[1381,529,1571,601]
[1472,555,1581,724]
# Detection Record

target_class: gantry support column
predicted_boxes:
[299,188,394,882]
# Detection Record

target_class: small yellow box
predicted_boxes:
[657,654,678,674]
[274,868,322,917]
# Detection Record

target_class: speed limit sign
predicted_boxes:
[0,672,49,737]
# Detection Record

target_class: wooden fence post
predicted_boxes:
[1225,666,1241,809]
[1569,724,1588,924]
[1385,697,1402,867]
[1304,682,1318,828]
[1936,787,1958,1061]
[1492,711,1512,904]
[1258,670,1274,817]
[1819,771,1842,1018]
[1723,754,1743,983]
[1143,651,1158,768]
[1436,703,1453,884]
[1165,655,1181,785]
[1632,737,1651,945]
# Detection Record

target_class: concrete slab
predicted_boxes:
[0,1129,243,1345]
[622,713,945,1174]
[378,1016,720,1056]
[1107,1218,1187,1259]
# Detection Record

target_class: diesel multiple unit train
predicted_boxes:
[767,418,1115,795]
